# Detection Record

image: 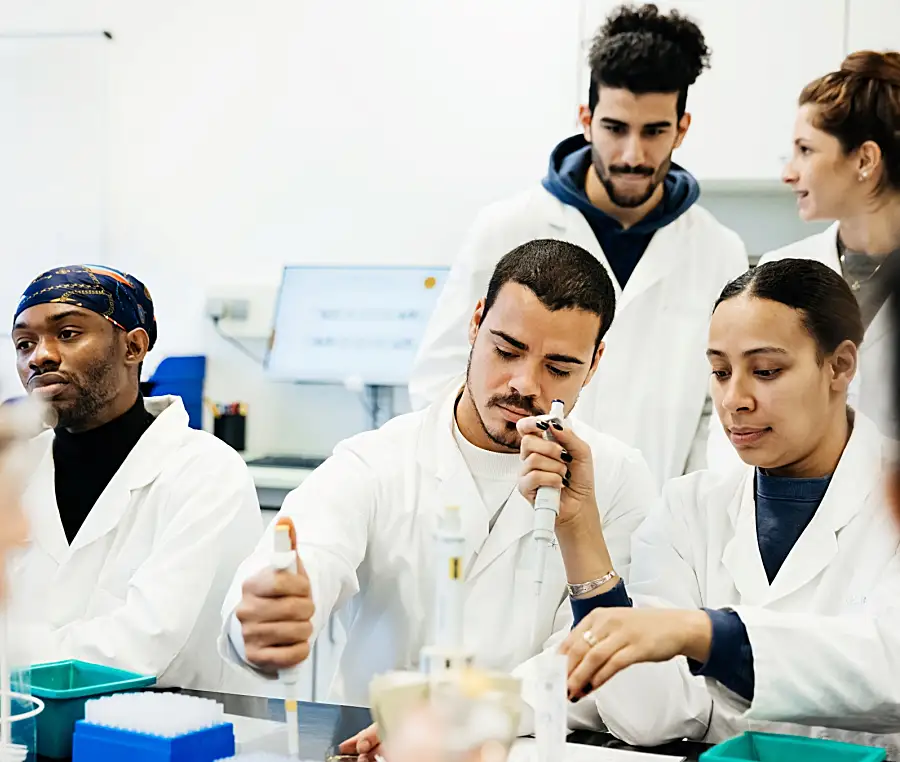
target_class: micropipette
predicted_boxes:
[420,505,473,676]
[272,518,301,758]
[531,400,565,643]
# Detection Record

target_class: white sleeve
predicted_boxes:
[24,448,263,679]
[591,479,714,747]
[597,446,657,582]
[737,555,900,733]
[408,212,499,410]
[219,444,377,672]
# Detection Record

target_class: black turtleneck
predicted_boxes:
[53,394,156,544]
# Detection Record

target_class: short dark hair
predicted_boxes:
[588,3,710,119]
[482,239,616,351]
[714,258,864,360]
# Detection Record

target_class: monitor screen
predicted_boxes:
[266,265,450,386]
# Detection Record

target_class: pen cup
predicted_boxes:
[213,405,246,452]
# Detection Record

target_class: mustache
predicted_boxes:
[487,393,544,417]
[609,165,654,177]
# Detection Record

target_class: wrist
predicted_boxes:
[555,500,602,538]
[678,610,713,664]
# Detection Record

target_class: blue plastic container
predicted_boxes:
[700,731,886,761]
[72,720,235,762]
[29,660,156,759]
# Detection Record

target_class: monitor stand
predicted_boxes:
[366,384,394,430]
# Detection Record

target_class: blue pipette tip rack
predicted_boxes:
[71,719,235,762]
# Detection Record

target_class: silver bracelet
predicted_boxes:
[567,570,618,598]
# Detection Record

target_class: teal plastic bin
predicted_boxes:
[29,659,156,759]
[701,732,886,762]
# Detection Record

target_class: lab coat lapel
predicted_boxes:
[766,413,880,604]
[418,390,489,577]
[21,432,69,565]
[467,491,534,582]
[721,471,771,606]
[615,219,683,313]
[68,397,185,553]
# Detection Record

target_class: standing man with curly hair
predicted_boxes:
[411,3,749,486]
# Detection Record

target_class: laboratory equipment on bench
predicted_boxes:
[368,505,522,759]
[265,265,449,429]
[71,692,234,762]
[272,518,302,758]
[29,659,155,759]
[700,731,885,761]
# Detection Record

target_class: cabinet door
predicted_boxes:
[846,0,900,54]
[578,1,846,183]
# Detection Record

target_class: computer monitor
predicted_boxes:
[266,265,450,386]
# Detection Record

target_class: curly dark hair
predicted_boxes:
[588,3,710,118]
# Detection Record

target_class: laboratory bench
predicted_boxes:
[245,454,324,510]
[36,689,711,761]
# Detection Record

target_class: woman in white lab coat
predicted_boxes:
[545,258,900,755]
[707,50,900,471]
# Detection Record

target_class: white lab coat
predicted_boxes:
[590,412,900,758]
[220,388,655,708]
[707,223,893,472]
[409,185,748,486]
[9,396,263,691]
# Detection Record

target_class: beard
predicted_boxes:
[591,141,672,209]
[50,347,120,431]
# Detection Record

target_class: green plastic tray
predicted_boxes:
[701,732,886,762]
[29,659,156,759]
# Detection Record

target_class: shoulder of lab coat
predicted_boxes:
[756,222,840,270]
[735,414,900,733]
[590,466,748,746]
[28,396,263,683]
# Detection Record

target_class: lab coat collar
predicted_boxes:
[23,396,190,561]
[722,411,884,606]
[418,388,535,582]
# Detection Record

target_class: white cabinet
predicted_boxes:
[846,0,900,54]
[578,1,847,183]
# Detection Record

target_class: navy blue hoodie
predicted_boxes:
[541,135,700,288]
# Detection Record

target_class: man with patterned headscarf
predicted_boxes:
[8,265,263,691]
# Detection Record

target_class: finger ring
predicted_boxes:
[583,630,599,648]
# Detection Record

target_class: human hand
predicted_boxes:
[559,607,712,700]
[236,554,315,673]
[516,414,597,530]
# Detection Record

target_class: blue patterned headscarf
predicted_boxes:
[14,264,157,350]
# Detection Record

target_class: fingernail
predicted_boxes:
[536,421,549,430]
[561,451,573,463]
[569,694,580,704]
[563,478,570,488]
[359,741,371,753]
[552,422,563,431]
[565,469,571,481]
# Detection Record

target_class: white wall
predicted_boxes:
[1,1,829,455]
